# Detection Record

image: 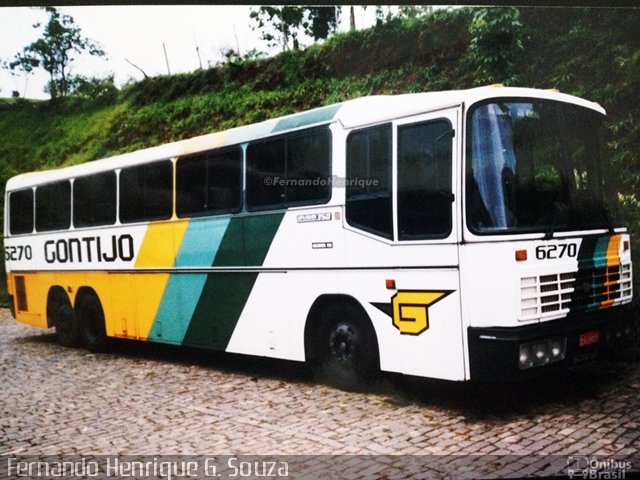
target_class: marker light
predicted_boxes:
[385,279,396,290]
[515,249,528,261]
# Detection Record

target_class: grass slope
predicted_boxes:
[1,6,640,307]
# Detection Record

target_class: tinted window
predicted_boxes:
[247,127,331,210]
[36,181,71,232]
[120,160,173,223]
[74,171,117,227]
[247,139,285,208]
[398,119,453,240]
[9,189,34,235]
[346,124,392,238]
[286,129,331,204]
[176,147,242,217]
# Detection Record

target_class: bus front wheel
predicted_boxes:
[76,293,109,353]
[315,303,379,390]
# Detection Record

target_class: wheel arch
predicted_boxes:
[74,286,100,308]
[46,286,72,328]
[304,293,379,364]
[74,285,109,352]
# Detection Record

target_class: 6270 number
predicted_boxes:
[535,243,577,260]
[4,245,33,261]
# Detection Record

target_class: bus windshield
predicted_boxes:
[466,99,616,236]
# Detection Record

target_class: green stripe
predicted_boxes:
[569,236,598,312]
[181,213,284,349]
[570,235,611,312]
[589,236,611,309]
[148,218,231,343]
[577,236,599,270]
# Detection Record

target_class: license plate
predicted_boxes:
[579,330,600,348]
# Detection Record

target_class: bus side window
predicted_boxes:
[35,181,71,232]
[120,160,173,224]
[9,189,34,235]
[176,147,242,218]
[246,126,331,210]
[345,124,393,239]
[247,138,286,209]
[73,171,117,227]
[286,128,331,205]
[397,119,453,240]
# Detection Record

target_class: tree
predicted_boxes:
[250,6,338,52]
[464,7,526,85]
[68,75,118,105]
[4,7,106,100]
[375,6,386,27]
[397,5,433,20]
[307,7,339,42]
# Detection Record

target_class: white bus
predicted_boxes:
[3,86,634,385]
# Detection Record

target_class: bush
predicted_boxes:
[464,7,527,85]
[68,75,119,106]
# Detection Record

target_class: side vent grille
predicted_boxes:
[15,276,28,312]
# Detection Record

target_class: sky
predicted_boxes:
[0,5,385,99]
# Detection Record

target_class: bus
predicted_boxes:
[3,86,634,386]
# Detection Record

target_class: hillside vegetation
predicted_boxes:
[1,7,640,307]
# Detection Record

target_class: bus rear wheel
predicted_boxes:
[76,293,109,353]
[315,303,379,390]
[48,289,80,347]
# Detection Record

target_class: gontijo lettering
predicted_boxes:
[44,234,135,264]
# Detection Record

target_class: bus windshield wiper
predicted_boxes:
[544,202,565,240]
[600,202,616,234]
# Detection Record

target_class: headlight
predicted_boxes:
[519,337,566,369]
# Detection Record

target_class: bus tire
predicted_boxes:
[48,288,81,347]
[76,292,109,353]
[314,302,379,390]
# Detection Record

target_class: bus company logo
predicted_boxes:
[567,456,632,479]
[372,290,453,335]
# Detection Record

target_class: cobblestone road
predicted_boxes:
[1,309,639,478]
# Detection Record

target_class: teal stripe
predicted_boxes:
[272,103,342,132]
[148,218,230,343]
[571,236,598,312]
[592,236,609,269]
[588,236,610,309]
[218,103,342,148]
[224,119,279,145]
[174,218,231,267]
[182,213,284,350]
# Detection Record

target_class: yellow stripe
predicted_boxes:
[177,131,227,157]
[7,271,50,329]
[605,234,621,266]
[10,221,190,340]
[134,221,187,268]
[125,221,189,340]
[601,234,622,309]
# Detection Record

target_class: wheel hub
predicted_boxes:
[329,324,357,362]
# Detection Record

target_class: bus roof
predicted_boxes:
[5,86,604,192]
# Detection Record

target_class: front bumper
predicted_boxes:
[468,306,635,381]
